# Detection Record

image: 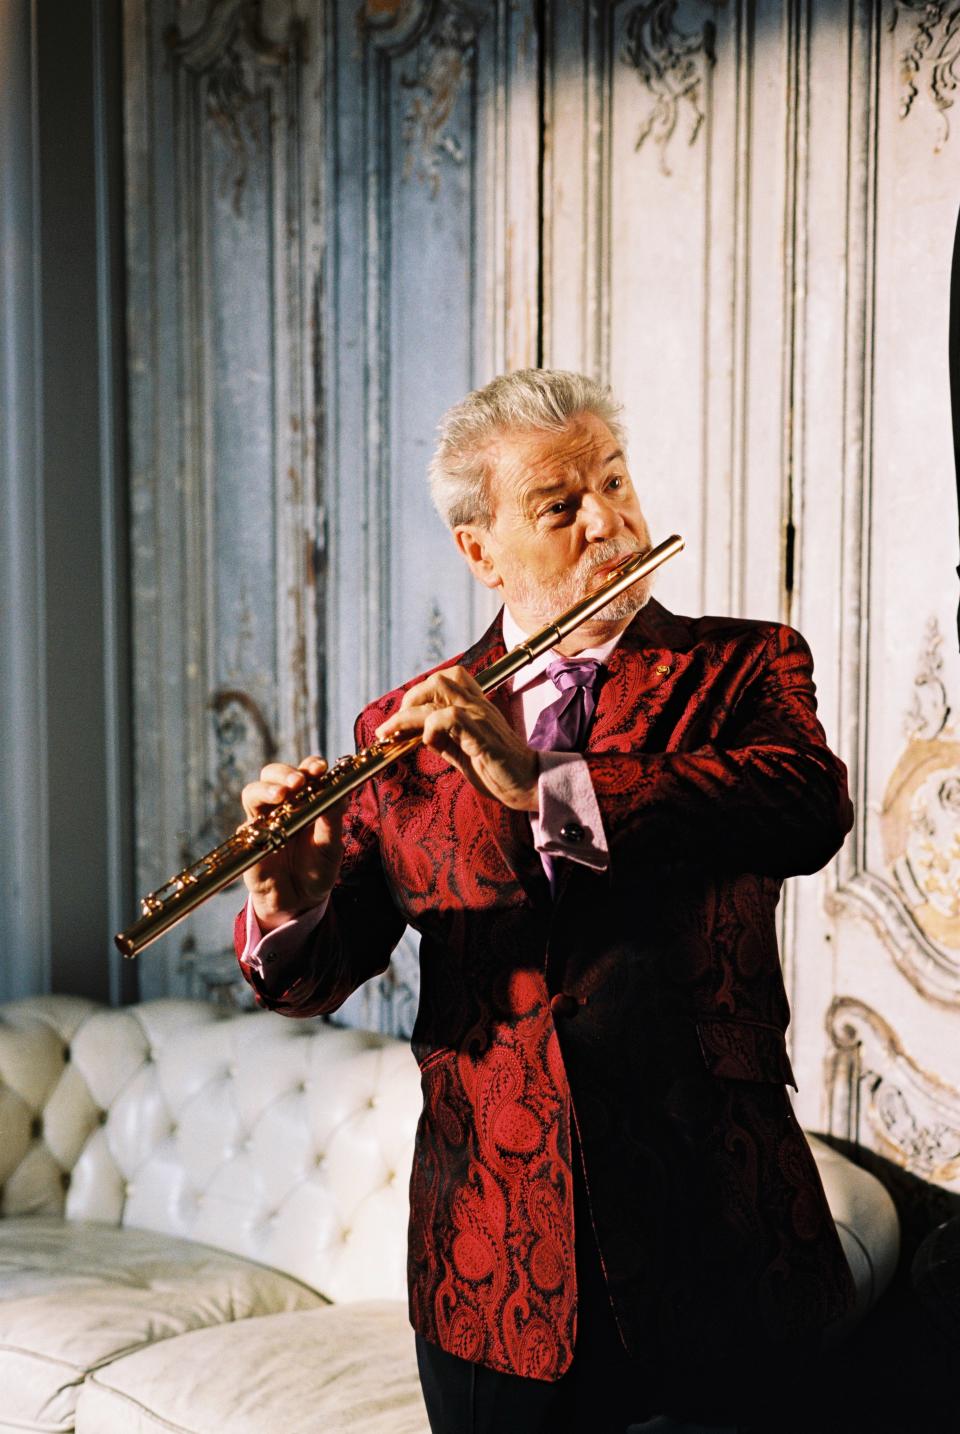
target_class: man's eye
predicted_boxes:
[544,501,569,516]
[607,475,624,491]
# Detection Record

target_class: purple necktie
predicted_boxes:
[528,658,602,754]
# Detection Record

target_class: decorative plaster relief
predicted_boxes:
[892,0,960,149]
[359,0,432,52]
[398,2,490,197]
[168,0,302,213]
[832,618,960,1004]
[357,0,490,197]
[828,997,960,1185]
[206,689,277,845]
[620,0,726,175]
[881,619,960,952]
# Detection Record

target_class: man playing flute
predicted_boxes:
[235,369,855,1433]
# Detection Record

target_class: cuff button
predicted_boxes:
[559,821,585,845]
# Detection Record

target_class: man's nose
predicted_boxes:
[581,492,624,540]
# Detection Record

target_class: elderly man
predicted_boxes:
[236,370,855,1433]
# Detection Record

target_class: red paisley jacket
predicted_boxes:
[236,599,856,1385]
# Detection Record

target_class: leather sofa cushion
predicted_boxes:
[805,1134,900,1335]
[75,1301,428,1434]
[0,1218,323,1433]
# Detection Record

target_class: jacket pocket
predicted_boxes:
[695,1016,798,1090]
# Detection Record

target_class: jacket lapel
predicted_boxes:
[588,598,694,750]
[447,599,694,910]
[550,600,694,906]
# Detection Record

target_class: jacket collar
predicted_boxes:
[459,596,692,680]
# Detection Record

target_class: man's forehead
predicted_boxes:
[488,414,622,494]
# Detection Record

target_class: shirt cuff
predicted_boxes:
[532,751,609,871]
[242,893,330,976]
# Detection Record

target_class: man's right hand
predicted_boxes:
[240,755,347,932]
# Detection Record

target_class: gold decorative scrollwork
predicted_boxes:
[881,619,960,954]
[830,618,960,1003]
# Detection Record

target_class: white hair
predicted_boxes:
[428,368,626,529]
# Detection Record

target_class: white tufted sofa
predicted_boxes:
[0,996,429,1433]
[0,996,899,1434]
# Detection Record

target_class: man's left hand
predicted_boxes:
[374,665,539,812]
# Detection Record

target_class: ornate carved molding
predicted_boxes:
[357,1,491,197]
[832,618,960,1001]
[397,1,490,197]
[204,688,276,846]
[619,0,726,176]
[359,0,432,53]
[891,1,960,149]
[905,615,952,741]
[167,0,303,214]
[828,997,960,1185]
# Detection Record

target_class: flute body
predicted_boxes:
[115,534,684,958]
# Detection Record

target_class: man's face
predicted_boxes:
[454,411,653,643]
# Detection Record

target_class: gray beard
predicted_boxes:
[509,541,653,628]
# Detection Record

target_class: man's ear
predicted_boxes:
[453,524,503,592]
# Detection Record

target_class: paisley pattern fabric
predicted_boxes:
[236,599,857,1384]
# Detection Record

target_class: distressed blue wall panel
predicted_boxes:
[123,0,538,1023]
[124,0,322,998]
[326,0,539,1034]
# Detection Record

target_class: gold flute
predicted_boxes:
[115,534,684,958]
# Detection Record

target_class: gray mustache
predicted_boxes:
[580,542,641,573]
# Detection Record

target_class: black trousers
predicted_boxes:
[415,1129,663,1434]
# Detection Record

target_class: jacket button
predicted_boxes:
[559,821,585,845]
[550,993,579,1019]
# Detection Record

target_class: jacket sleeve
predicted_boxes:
[233,717,407,1018]
[586,624,853,877]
